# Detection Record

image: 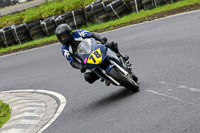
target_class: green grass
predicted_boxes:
[0,0,96,28]
[0,101,11,128]
[0,35,57,53]
[0,0,200,54]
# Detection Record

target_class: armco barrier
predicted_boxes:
[26,20,46,40]
[0,35,3,47]
[129,0,143,13]
[55,13,69,26]
[0,25,17,47]
[41,16,57,36]
[105,0,132,20]
[0,0,31,9]
[0,0,11,8]
[0,0,178,48]
[0,0,53,16]
[85,0,112,24]
[65,8,87,29]
[85,0,102,23]
[142,0,155,10]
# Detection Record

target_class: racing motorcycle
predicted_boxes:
[76,38,139,92]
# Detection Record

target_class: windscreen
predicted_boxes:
[77,38,96,55]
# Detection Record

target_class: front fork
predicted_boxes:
[108,60,129,76]
[93,60,130,86]
[93,66,120,86]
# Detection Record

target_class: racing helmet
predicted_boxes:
[55,24,74,45]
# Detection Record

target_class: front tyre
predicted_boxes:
[108,68,139,92]
[132,73,138,83]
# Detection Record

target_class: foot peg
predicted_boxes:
[105,81,110,86]
[101,78,110,86]
[126,61,132,67]
[101,78,104,82]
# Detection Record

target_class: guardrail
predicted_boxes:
[0,0,31,8]
[0,0,179,48]
[0,0,55,8]
[0,0,55,16]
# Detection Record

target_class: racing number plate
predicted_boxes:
[87,48,102,64]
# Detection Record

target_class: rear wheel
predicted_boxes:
[108,68,139,92]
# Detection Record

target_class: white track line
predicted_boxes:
[145,90,200,107]
[145,90,181,101]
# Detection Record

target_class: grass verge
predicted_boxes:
[0,100,11,128]
[0,0,96,28]
[0,0,200,56]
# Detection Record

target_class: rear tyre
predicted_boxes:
[108,67,139,92]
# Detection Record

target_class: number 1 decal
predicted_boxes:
[87,48,102,64]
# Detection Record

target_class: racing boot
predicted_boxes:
[105,42,129,61]
[112,43,129,62]
[120,54,129,62]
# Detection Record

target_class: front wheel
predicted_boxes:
[132,73,138,83]
[108,68,139,92]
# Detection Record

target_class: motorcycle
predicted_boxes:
[76,38,139,92]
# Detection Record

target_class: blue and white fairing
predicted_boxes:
[76,38,108,69]
[77,38,135,87]
[76,38,125,84]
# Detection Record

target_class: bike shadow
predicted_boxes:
[90,88,139,108]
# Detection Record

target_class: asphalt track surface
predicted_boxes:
[0,10,200,133]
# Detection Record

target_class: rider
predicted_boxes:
[55,24,129,84]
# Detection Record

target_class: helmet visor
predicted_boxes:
[58,32,71,44]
